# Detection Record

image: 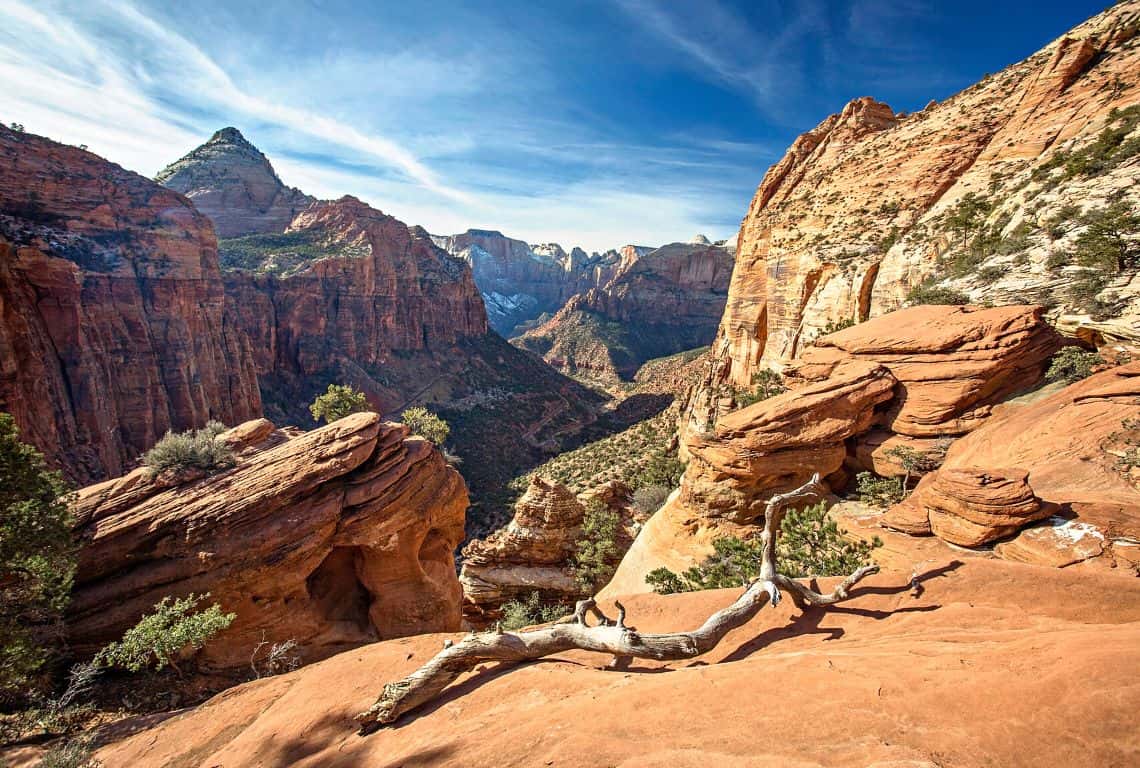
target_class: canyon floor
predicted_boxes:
[26,524,1135,768]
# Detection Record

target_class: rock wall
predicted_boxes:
[705,0,1140,398]
[156,127,314,238]
[69,413,467,669]
[516,240,734,380]
[0,125,261,484]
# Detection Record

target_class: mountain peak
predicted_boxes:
[209,126,250,145]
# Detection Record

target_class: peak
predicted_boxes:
[208,127,251,145]
[689,234,711,245]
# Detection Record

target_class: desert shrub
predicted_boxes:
[38,734,101,768]
[1073,201,1140,273]
[1066,269,1108,314]
[636,451,684,489]
[1109,417,1140,471]
[946,192,993,245]
[309,383,371,424]
[856,471,905,507]
[883,443,948,491]
[1033,105,1140,181]
[499,592,569,631]
[571,501,621,591]
[645,502,879,593]
[249,637,301,679]
[632,484,670,514]
[1045,250,1072,271]
[0,414,76,703]
[974,265,1004,283]
[818,318,856,337]
[1045,346,1104,384]
[401,406,450,446]
[95,594,235,676]
[141,421,233,476]
[906,279,970,306]
[736,368,786,408]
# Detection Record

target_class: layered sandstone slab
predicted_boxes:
[92,558,1140,768]
[68,413,467,670]
[682,360,896,522]
[909,468,1047,547]
[792,305,1062,437]
[0,125,261,483]
[885,362,1140,548]
[156,127,314,238]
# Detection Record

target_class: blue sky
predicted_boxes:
[0,0,1109,251]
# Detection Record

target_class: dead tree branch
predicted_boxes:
[356,473,878,730]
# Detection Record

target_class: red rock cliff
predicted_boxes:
[0,125,261,483]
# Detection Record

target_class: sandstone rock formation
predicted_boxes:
[68,413,467,670]
[430,229,654,337]
[0,124,261,484]
[884,361,1140,553]
[156,127,314,238]
[460,477,588,624]
[791,305,1063,437]
[696,0,1140,406]
[517,240,734,380]
[90,556,1140,768]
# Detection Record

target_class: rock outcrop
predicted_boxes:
[885,361,1140,552]
[68,413,467,669]
[696,0,1140,403]
[156,128,314,238]
[517,240,734,380]
[460,477,588,624]
[0,125,261,484]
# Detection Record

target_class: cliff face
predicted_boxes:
[69,413,468,669]
[155,127,314,238]
[516,240,734,380]
[0,125,261,484]
[709,1,1140,392]
[431,229,652,336]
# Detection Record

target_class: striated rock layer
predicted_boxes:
[517,240,734,381]
[0,125,261,484]
[155,127,314,238]
[68,413,467,670]
[699,0,1140,405]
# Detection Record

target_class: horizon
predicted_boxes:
[0,0,1109,251]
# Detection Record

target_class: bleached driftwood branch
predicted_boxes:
[356,473,878,729]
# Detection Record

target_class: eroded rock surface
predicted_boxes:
[68,413,467,670]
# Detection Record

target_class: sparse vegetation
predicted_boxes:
[571,501,621,591]
[218,229,368,277]
[1045,346,1104,384]
[1073,200,1140,273]
[736,368,787,408]
[249,637,302,679]
[401,406,450,446]
[141,421,233,477]
[883,444,947,492]
[906,279,970,306]
[646,502,879,593]
[1032,105,1140,181]
[37,734,101,768]
[309,383,371,424]
[632,484,670,514]
[499,592,569,631]
[0,413,76,704]
[94,594,235,676]
[1108,417,1140,473]
[856,471,906,507]
[818,318,856,337]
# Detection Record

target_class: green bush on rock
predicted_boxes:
[401,406,450,446]
[141,421,233,477]
[309,383,372,425]
[95,594,234,676]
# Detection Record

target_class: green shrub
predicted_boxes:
[818,318,856,337]
[645,502,879,593]
[0,413,76,703]
[856,471,905,507]
[1073,201,1140,273]
[571,501,621,591]
[636,451,684,489]
[401,406,450,446]
[736,368,786,408]
[95,594,235,676]
[906,279,970,306]
[309,383,371,424]
[499,592,568,631]
[141,421,233,476]
[1033,105,1140,181]
[1044,250,1072,271]
[1045,346,1104,384]
[38,734,101,768]
[632,484,670,514]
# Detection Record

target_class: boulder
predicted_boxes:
[682,360,896,522]
[68,413,467,670]
[902,468,1047,547]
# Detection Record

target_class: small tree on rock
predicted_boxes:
[95,593,235,676]
[400,407,450,446]
[310,384,372,424]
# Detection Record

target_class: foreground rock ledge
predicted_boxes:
[68,413,468,670]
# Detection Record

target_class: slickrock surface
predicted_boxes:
[155,127,314,238]
[682,360,896,522]
[0,125,261,483]
[792,305,1063,437]
[68,414,467,669]
[517,240,734,380]
[695,0,1140,408]
[89,556,1140,768]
